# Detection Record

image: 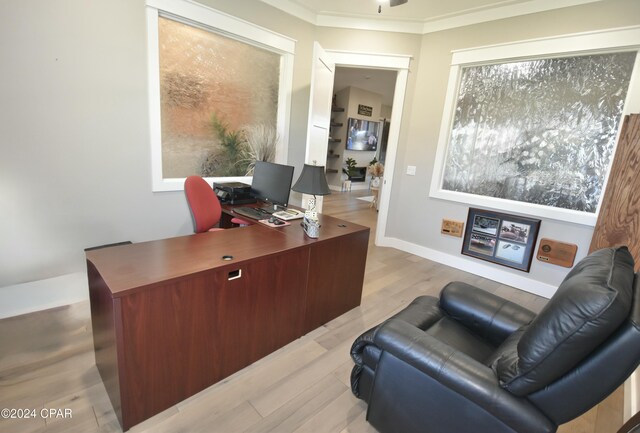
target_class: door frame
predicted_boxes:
[325,50,411,245]
[303,42,336,213]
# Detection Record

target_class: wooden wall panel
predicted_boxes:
[590,114,640,270]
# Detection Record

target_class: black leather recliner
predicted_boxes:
[351,246,640,433]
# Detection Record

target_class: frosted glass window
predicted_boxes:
[159,16,280,178]
[442,52,636,213]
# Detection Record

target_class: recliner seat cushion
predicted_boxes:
[424,317,497,363]
[495,247,635,395]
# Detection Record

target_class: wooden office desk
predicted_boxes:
[87,216,369,431]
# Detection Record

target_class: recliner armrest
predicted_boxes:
[373,319,555,433]
[440,281,536,345]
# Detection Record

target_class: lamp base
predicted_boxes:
[301,216,320,238]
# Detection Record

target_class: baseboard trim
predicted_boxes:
[378,236,557,299]
[0,272,89,319]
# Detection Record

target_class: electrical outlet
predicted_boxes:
[441,219,464,237]
[406,165,416,176]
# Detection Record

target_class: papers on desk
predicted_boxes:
[272,209,304,221]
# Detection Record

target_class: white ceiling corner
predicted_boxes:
[259,0,319,24]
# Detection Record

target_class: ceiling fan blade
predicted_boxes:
[390,0,408,6]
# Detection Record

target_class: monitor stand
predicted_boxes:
[257,201,286,214]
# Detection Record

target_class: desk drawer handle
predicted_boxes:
[228,269,242,280]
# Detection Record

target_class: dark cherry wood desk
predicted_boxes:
[87,214,369,431]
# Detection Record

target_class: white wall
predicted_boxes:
[381,105,393,119]
[0,0,167,288]
[384,0,640,290]
[0,0,316,314]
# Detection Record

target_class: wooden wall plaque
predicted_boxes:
[441,219,464,237]
[537,238,578,268]
[589,114,640,271]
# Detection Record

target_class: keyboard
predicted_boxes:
[233,206,273,220]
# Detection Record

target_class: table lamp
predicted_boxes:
[291,163,331,238]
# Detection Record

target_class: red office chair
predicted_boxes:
[184,176,248,233]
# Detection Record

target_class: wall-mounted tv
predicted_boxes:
[346,118,380,151]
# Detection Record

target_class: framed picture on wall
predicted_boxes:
[346,118,380,151]
[462,208,541,272]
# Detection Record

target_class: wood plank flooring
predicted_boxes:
[0,190,623,433]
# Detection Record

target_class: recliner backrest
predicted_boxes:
[492,247,635,396]
[527,273,640,424]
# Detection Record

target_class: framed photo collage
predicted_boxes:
[461,208,541,272]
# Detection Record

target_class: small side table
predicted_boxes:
[370,187,379,209]
[342,180,352,192]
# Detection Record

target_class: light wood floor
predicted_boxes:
[0,190,622,433]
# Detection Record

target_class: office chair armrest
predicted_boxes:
[439,281,536,345]
[373,318,554,433]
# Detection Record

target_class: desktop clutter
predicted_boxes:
[210,161,331,238]
[259,217,290,228]
[213,182,255,205]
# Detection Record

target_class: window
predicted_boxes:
[146,0,295,191]
[430,27,640,225]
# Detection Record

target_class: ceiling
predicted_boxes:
[334,67,397,107]
[265,0,604,110]
[260,0,603,34]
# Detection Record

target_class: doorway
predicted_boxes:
[325,50,411,245]
[330,67,396,190]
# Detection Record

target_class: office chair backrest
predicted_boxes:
[184,176,222,233]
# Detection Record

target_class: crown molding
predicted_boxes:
[259,0,604,35]
[259,0,318,24]
[315,13,425,34]
[421,0,604,33]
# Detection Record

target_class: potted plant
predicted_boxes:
[368,162,384,188]
[238,123,278,175]
[343,157,357,177]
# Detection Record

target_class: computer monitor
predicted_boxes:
[251,161,295,208]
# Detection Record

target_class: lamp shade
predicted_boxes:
[292,164,331,196]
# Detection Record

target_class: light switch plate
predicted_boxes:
[406,165,416,175]
[441,219,464,237]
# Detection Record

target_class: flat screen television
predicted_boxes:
[251,161,295,208]
[346,118,380,151]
